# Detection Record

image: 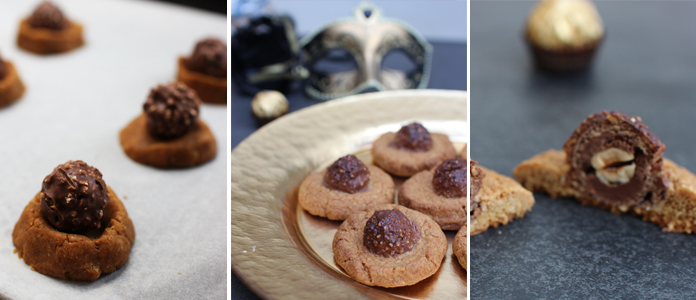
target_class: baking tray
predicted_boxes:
[0,1,227,299]
[230,90,467,299]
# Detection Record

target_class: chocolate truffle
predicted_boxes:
[432,158,466,198]
[563,111,668,207]
[324,155,370,194]
[40,160,109,233]
[363,209,421,257]
[144,82,201,140]
[251,90,289,126]
[185,38,226,78]
[28,1,67,30]
[395,123,433,151]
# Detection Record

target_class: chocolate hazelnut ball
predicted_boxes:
[40,160,110,233]
[363,209,421,257]
[395,123,432,151]
[432,158,466,198]
[324,155,370,194]
[29,1,67,30]
[143,82,201,139]
[185,38,227,78]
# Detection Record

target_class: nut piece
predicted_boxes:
[394,123,433,151]
[185,38,227,78]
[143,82,201,140]
[363,209,421,257]
[29,1,67,30]
[591,148,636,185]
[251,90,289,125]
[40,160,110,233]
[324,155,370,194]
[432,158,466,198]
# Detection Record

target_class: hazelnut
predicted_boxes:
[591,148,636,185]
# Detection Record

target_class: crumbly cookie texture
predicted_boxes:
[12,187,135,281]
[526,0,604,50]
[470,166,535,236]
[0,62,26,108]
[453,224,467,270]
[372,132,456,177]
[398,169,466,230]
[299,165,394,221]
[514,150,696,233]
[333,204,447,288]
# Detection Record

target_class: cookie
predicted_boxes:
[299,156,394,220]
[333,204,447,287]
[177,57,226,105]
[0,61,26,108]
[399,158,466,230]
[452,224,467,270]
[12,186,135,281]
[470,166,535,236]
[17,2,84,55]
[372,123,456,177]
[514,112,696,233]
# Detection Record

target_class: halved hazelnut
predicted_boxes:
[590,148,635,185]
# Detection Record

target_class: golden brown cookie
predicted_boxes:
[12,187,135,281]
[299,164,394,221]
[120,113,217,169]
[452,224,467,270]
[470,166,535,236]
[333,204,447,287]
[372,132,456,177]
[398,167,466,230]
[0,61,26,108]
[177,58,226,105]
[17,2,84,55]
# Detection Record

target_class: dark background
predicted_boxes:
[156,0,225,14]
[471,1,696,299]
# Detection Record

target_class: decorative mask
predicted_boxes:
[300,2,433,100]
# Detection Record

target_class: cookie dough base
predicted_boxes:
[17,19,84,54]
[398,170,466,230]
[452,225,467,270]
[177,57,226,105]
[299,165,395,221]
[333,204,448,288]
[514,149,696,234]
[471,166,535,236]
[119,113,217,169]
[0,62,25,108]
[372,133,456,177]
[12,187,135,281]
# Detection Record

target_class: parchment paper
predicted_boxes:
[0,1,227,299]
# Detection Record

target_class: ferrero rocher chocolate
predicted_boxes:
[363,209,421,257]
[324,155,370,194]
[28,1,67,30]
[144,82,201,139]
[185,38,226,78]
[395,123,432,151]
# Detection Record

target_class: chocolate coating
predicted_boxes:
[144,82,201,140]
[324,155,370,194]
[185,38,227,78]
[40,160,110,233]
[363,209,421,257]
[563,111,669,207]
[432,158,466,198]
[28,1,67,30]
[395,123,432,151]
[469,160,485,219]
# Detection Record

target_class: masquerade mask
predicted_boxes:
[300,2,433,100]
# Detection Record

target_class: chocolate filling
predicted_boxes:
[363,209,421,257]
[393,123,432,151]
[469,160,485,220]
[324,155,370,194]
[433,158,466,198]
[40,160,110,233]
[564,111,669,207]
[185,38,227,78]
[144,82,201,140]
[29,1,67,30]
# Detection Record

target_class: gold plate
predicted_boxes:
[231,90,467,299]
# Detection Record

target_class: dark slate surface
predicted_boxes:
[231,41,466,299]
[471,1,696,299]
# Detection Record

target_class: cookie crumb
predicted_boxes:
[13,249,17,254]
[123,195,128,199]
[498,231,502,235]
[178,272,181,275]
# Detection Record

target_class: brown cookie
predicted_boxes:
[12,187,135,281]
[399,169,466,230]
[299,165,394,220]
[470,166,535,236]
[452,224,467,270]
[514,150,696,234]
[177,57,226,105]
[119,113,217,169]
[372,132,456,177]
[333,204,447,287]
[17,19,84,55]
[0,61,25,108]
